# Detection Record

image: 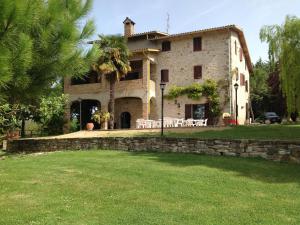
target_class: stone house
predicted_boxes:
[64,17,252,130]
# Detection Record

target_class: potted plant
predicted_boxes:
[92,110,110,130]
[222,112,231,126]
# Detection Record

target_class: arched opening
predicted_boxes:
[70,99,101,131]
[115,97,143,128]
[120,112,131,129]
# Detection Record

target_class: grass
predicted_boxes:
[162,124,300,140]
[0,150,300,225]
[57,124,300,141]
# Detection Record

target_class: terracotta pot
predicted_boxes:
[6,130,20,140]
[86,123,94,131]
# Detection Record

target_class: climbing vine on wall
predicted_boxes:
[165,79,221,118]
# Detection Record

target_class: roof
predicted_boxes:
[126,31,169,38]
[149,25,237,40]
[149,25,253,73]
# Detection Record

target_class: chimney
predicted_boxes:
[123,17,135,37]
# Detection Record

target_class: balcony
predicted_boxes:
[115,78,145,99]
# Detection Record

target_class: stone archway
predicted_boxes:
[115,97,143,129]
[70,99,101,130]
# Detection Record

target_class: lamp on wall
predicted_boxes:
[234,83,239,126]
[160,82,166,137]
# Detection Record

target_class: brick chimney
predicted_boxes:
[123,17,135,37]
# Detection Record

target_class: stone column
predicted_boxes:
[142,58,150,119]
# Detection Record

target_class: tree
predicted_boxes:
[0,104,21,135]
[93,35,131,129]
[260,15,300,118]
[0,0,98,104]
[267,64,286,117]
[251,59,271,116]
[37,94,68,135]
[251,59,286,118]
[0,0,99,133]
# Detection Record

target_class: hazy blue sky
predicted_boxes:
[89,0,300,63]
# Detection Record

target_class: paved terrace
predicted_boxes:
[25,127,229,140]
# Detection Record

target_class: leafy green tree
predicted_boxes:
[37,94,68,135]
[251,59,270,116]
[260,15,300,118]
[0,0,99,133]
[0,0,98,103]
[267,65,286,117]
[93,35,131,129]
[0,104,21,135]
[251,59,286,118]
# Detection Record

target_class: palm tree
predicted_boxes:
[93,35,131,129]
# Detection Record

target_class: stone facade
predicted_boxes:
[6,137,300,164]
[64,18,252,131]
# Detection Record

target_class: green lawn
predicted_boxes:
[155,125,300,140]
[0,151,300,225]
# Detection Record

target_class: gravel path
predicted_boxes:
[32,126,229,139]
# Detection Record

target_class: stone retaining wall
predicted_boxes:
[6,137,300,163]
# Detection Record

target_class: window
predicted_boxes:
[239,48,243,62]
[245,80,248,92]
[161,69,169,82]
[235,67,239,81]
[185,104,206,119]
[240,73,245,86]
[234,40,237,55]
[193,37,202,51]
[194,65,202,79]
[162,41,171,51]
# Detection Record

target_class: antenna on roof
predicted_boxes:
[166,13,170,33]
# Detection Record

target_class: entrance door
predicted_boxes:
[120,112,131,129]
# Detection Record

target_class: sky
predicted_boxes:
[89,0,300,63]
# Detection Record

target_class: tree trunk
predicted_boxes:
[108,75,116,129]
[21,118,25,138]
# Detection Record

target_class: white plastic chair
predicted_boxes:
[203,119,208,126]
[136,119,147,129]
[145,120,153,128]
[186,119,195,127]
[174,118,184,127]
